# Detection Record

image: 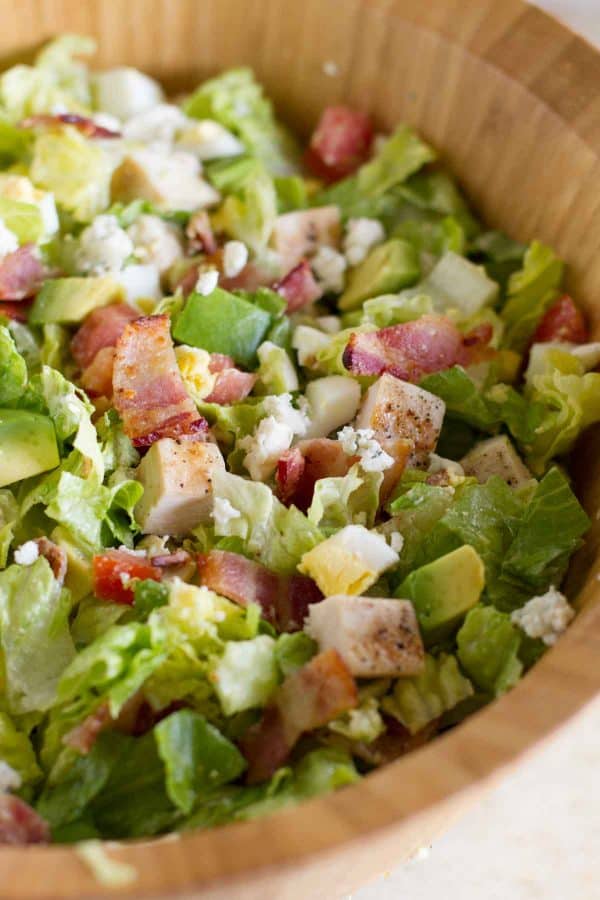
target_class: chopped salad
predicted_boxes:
[0,36,595,845]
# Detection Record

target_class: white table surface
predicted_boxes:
[355,3,600,898]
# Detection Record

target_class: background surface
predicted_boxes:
[355,2,600,898]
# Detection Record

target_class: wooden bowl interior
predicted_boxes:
[2,1,600,897]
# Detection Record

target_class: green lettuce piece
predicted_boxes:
[457,605,522,695]
[312,324,375,376]
[386,481,455,581]
[40,324,69,370]
[255,341,298,394]
[420,366,499,430]
[197,398,266,446]
[37,732,124,829]
[329,697,385,743]
[0,557,75,713]
[155,710,246,814]
[70,596,128,648]
[0,489,18,567]
[212,635,278,715]
[274,174,307,212]
[0,116,31,164]
[382,653,473,734]
[212,470,323,575]
[211,158,277,253]
[501,241,564,352]
[395,215,466,260]
[96,409,140,474]
[0,197,44,244]
[133,579,169,619]
[6,320,41,372]
[0,711,42,784]
[397,170,479,232]
[184,68,300,175]
[359,292,433,328]
[90,731,179,839]
[469,229,526,288]
[308,464,383,532]
[0,325,27,405]
[274,632,317,677]
[0,35,94,121]
[30,126,111,222]
[501,468,588,593]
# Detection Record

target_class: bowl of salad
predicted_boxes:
[1,0,600,897]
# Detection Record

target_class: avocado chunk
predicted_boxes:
[418,251,498,318]
[29,276,124,325]
[397,545,484,643]
[339,239,420,311]
[0,410,59,486]
[173,287,271,367]
[50,526,93,602]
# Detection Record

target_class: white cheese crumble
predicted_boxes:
[338,425,394,472]
[212,497,242,531]
[13,540,40,566]
[240,394,309,481]
[0,218,19,259]
[195,268,219,295]
[128,214,182,273]
[0,761,21,793]
[311,245,347,293]
[511,587,575,646]
[428,453,465,477]
[343,217,385,266]
[76,214,134,274]
[322,60,340,77]
[222,240,248,278]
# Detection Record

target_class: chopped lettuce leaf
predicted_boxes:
[329,696,385,743]
[210,158,277,253]
[0,711,42,785]
[501,241,564,352]
[274,631,317,677]
[382,653,473,734]
[0,325,27,405]
[0,196,44,244]
[420,366,498,430]
[457,605,522,695]
[212,635,278,715]
[359,292,433,328]
[308,464,383,532]
[0,557,75,713]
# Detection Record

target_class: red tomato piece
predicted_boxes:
[305,106,374,182]
[0,300,31,322]
[92,549,162,605]
[533,295,588,344]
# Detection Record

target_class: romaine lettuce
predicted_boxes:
[457,605,523,695]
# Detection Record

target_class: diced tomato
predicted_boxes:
[533,295,588,344]
[305,106,374,183]
[92,549,162,605]
[0,300,32,321]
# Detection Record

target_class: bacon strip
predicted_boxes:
[20,113,121,139]
[342,314,486,382]
[203,352,256,404]
[241,650,358,783]
[197,550,323,632]
[71,303,139,369]
[275,260,323,313]
[0,246,45,300]
[80,346,116,398]
[113,314,208,447]
[0,299,32,321]
[276,438,356,511]
[0,795,49,845]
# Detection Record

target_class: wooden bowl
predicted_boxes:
[4,1,600,897]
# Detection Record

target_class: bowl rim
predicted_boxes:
[4,0,600,895]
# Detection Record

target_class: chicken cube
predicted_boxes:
[305,594,425,677]
[271,206,341,272]
[111,149,220,212]
[461,435,532,488]
[356,373,445,465]
[135,438,225,536]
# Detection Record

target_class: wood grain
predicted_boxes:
[2,1,600,897]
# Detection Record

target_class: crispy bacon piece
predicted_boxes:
[92,549,162,605]
[276,438,355,511]
[197,550,323,631]
[533,294,588,344]
[305,106,374,183]
[80,346,116,398]
[151,550,191,568]
[274,259,323,312]
[20,113,120,139]
[64,701,113,754]
[342,314,488,382]
[0,299,32,321]
[34,537,67,585]
[113,314,208,447]
[241,650,358,783]
[71,303,139,369]
[0,795,49,845]
[0,245,45,300]
[186,210,217,255]
[203,353,256,404]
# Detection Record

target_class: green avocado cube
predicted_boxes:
[29,276,124,325]
[397,544,484,644]
[173,288,271,367]
[0,409,59,486]
[339,239,420,311]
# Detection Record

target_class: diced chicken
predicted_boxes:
[356,373,445,465]
[305,594,424,677]
[461,435,532,488]
[135,438,225,536]
[110,149,220,212]
[271,206,341,272]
